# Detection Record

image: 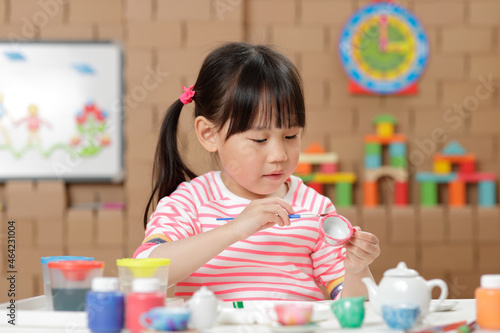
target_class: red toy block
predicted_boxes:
[320,163,337,173]
[457,172,497,182]
[394,181,408,205]
[308,182,324,195]
[459,160,476,174]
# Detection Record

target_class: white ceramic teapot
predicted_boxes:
[362,262,448,319]
[187,286,222,329]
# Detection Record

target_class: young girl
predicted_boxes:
[134,42,380,301]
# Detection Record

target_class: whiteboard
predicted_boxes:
[0,42,124,182]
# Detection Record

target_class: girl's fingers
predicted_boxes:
[350,230,379,245]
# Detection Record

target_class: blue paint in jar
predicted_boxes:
[86,277,124,333]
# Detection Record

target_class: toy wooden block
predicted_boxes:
[433,160,451,174]
[377,122,394,138]
[364,166,408,182]
[433,153,476,164]
[294,142,356,206]
[364,154,382,169]
[298,152,338,164]
[394,181,408,205]
[389,142,406,156]
[363,115,408,207]
[416,172,457,183]
[295,162,312,175]
[363,181,378,207]
[314,172,356,184]
[320,163,337,173]
[457,172,497,182]
[364,134,406,144]
[416,141,497,207]
[479,181,496,206]
[448,181,466,207]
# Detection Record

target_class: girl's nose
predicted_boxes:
[268,141,288,162]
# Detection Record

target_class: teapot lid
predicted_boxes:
[384,262,418,277]
[192,286,216,298]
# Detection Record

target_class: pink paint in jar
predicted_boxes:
[125,278,165,333]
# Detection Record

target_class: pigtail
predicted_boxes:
[143,100,196,228]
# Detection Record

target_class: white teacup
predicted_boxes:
[319,214,354,246]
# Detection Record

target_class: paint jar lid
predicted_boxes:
[41,256,94,264]
[116,258,170,267]
[481,275,500,289]
[132,278,160,293]
[92,277,120,292]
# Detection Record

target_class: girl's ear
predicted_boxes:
[195,116,218,152]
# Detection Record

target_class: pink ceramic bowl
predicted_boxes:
[274,303,314,326]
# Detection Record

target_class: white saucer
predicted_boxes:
[433,300,458,312]
[271,323,319,333]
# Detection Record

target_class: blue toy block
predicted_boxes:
[364,154,382,169]
[389,142,407,157]
[442,141,467,156]
[416,172,457,183]
[478,181,496,206]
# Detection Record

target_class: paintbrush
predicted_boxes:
[216,213,330,221]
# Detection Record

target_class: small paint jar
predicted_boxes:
[86,277,124,333]
[126,278,165,333]
[476,274,500,329]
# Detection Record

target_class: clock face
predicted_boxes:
[339,2,429,94]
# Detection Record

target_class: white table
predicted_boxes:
[0,297,493,332]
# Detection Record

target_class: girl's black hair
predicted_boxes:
[143,42,306,228]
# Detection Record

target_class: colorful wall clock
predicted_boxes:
[338,1,429,95]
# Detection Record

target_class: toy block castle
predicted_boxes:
[416,141,497,207]
[294,142,356,207]
[363,114,408,206]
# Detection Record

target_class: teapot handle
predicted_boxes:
[427,279,448,312]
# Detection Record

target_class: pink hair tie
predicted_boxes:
[180,85,195,104]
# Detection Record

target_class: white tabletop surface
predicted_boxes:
[0,296,495,332]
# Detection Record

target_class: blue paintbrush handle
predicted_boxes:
[217,214,315,221]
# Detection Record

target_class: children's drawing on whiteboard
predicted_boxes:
[15,104,52,147]
[0,93,13,146]
[70,101,111,157]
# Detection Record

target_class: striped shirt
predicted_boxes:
[134,171,345,301]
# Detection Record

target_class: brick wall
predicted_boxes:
[0,0,499,302]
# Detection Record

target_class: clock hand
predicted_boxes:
[378,14,389,53]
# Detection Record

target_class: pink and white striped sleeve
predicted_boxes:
[133,183,200,258]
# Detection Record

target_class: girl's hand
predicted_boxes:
[229,197,295,240]
[344,227,380,274]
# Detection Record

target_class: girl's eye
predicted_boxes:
[285,134,298,140]
[252,139,267,143]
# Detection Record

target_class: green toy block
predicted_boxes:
[420,182,438,206]
[390,156,407,168]
[365,143,382,155]
[298,173,315,183]
[335,182,352,207]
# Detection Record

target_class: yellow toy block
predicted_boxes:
[313,172,356,184]
[433,160,451,174]
[376,122,394,138]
